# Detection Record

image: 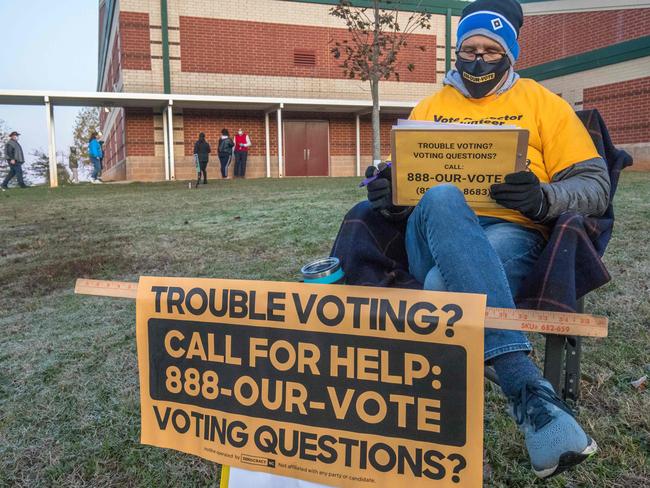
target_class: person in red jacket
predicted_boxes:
[233,128,251,178]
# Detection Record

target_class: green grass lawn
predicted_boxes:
[1,174,648,487]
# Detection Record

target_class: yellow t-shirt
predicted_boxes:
[408,78,600,232]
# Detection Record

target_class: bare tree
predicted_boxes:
[72,107,100,164]
[0,119,8,180]
[56,150,72,184]
[27,149,50,185]
[330,0,431,165]
[27,148,70,185]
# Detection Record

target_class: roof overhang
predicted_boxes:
[0,90,417,114]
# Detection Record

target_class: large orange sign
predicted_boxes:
[136,276,486,487]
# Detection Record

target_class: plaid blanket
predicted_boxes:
[331,110,633,313]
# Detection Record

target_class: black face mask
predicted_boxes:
[455,56,511,99]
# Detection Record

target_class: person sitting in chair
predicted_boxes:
[365,0,609,478]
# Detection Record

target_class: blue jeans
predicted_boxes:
[405,185,546,361]
[2,162,26,188]
[90,157,102,180]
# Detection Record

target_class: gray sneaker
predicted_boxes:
[510,379,597,478]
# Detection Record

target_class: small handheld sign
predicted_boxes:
[391,122,529,208]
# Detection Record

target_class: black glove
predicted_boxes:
[490,171,549,221]
[365,164,411,221]
[366,163,393,212]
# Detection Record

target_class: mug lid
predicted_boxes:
[301,257,341,280]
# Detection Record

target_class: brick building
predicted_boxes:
[97,0,650,181]
[97,0,464,181]
[517,0,650,170]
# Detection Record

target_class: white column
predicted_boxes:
[45,97,58,188]
[355,114,361,177]
[265,111,271,178]
[166,102,175,180]
[162,108,170,181]
[276,104,284,178]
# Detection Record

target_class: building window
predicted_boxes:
[294,49,316,66]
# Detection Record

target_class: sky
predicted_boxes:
[0,0,99,165]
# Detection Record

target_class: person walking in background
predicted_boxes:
[193,132,211,186]
[233,128,251,178]
[69,146,79,183]
[2,131,27,191]
[218,128,234,179]
[88,132,103,184]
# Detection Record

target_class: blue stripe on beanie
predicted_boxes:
[457,10,520,62]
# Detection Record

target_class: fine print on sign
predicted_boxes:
[136,277,487,488]
[391,123,529,208]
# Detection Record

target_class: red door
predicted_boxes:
[284,121,329,176]
[305,121,329,176]
[284,121,308,177]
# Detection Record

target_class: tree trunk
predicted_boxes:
[371,77,381,166]
[371,1,381,166]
